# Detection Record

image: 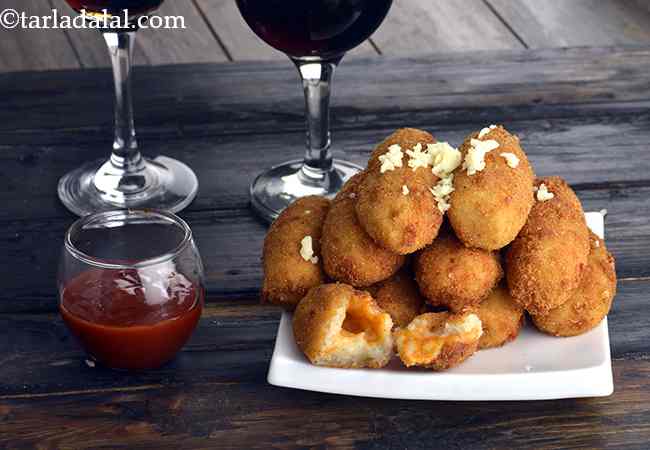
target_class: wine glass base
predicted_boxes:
[58,156,199,216]
[250,158,363,223]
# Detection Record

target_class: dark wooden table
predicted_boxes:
[1,46,650,449]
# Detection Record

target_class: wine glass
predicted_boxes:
[236,0,393,222]
[58,1,198,216]
[58,209,205,370]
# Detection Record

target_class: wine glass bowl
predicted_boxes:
[236,0,393,222]
[58,209,205,370]
[236,0,392,58]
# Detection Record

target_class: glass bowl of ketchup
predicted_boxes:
[58,209,205,370]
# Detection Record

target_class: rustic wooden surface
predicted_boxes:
[1,46,650,448]
[4,1,650,71]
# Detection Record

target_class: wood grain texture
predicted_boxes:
[487,0,650,48]
[1,281,648,447]
[1,46,649,138]
[49,0,150,68]
[0,0,80,72]
[0,47,649,313]
[0,279,646,397]
[1,341,650,449]
[0,183,646,314]
[51,0,228,68]
[3,114,650,217]
[194,0,275,61]
[136,0,228,65]
[372,0,524,55]
[2,47,650,448]
[194,0,378,61]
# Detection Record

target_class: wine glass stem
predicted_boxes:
[103,31,144,173]
[294,57,341,182]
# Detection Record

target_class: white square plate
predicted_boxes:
[267,212,613,400]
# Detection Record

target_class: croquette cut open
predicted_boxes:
[394,312,483,370]
[293,284,394,369]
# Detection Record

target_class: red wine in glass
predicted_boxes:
[64,0,163,17]
[236,0,392,59]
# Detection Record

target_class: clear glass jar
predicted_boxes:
[58,209,204,370]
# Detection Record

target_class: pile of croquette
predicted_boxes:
[261,126,617,371]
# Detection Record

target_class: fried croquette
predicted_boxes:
[531,232,616,337]
[321,173,405,287]
[367,270,424,328]
[415,233,503,312]
[394,311,482,370]
[505,177,590,316]
[261,196,330,309]
[366,127,434,170]
[356,128,443,254]
[448,125,535,250]
[293,283,394,368]
[475,284,525,349]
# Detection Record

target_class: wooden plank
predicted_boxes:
[0,319,649,448]
[194,0,377,61]
[194,0,280,61]
[487,0,650,48]
[0,278,646,395]
[371,0,524,55]
[2,46,650,138]
[51,0,227,68]
[5,367,650,450]
[136,1,228,65]
[0,181,647,314]
[1,110,650,217]
[0,49,648,313]
[0,0,80,72]
[50,0,149,68]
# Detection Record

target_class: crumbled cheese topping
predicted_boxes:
[395,142,462,213]
[385,141,461,212]
[437,313,482,337]
[348,192,357,199]
[430,174,455,213]
[478,124,497,139]
[536,183,554,202]
[401,141,462,177]
[299,235,318,264]
[500,152,520,168]
[379,144,404,173]
[304,209,311,215]
[462,139,500,175]
[594,239,600,248]
[405,143,432,171]
[428,142,462,177]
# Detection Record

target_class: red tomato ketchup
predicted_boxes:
[60,266,203,370]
